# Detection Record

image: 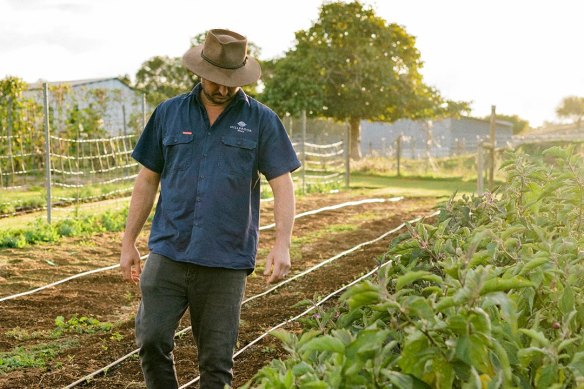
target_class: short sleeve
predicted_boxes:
[258,111,301,181]
[131,107,164,174]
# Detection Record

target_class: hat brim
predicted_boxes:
[182,44,261,87]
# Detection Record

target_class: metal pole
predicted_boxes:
[7,97,14,186]
[344,122,350,188]
[122,104,127,136]
[396,135,402,177]
[141,93,146,131]
[43,83,52,224]
[489,105,496,190]
[301,110,307,194]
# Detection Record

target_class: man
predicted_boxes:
[120,28,301,389]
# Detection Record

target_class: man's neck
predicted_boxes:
[200,92,229,126]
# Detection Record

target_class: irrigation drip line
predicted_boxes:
[1,197,398,303]
[179,259,395,389]
[0,265,120,303]
[63,210,437,389]
[259,197,401,231]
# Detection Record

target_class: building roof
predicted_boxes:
[26,77,138,92]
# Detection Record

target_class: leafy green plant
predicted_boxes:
[0,207,129,249]
[52,314,112,336]
[245,145,584,388]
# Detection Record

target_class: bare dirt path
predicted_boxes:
[0,191,438,388]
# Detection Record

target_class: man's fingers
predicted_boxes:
[120,256,141,283]
[263,253,274,276]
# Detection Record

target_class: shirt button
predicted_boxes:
[199,176,205,180]
[207,132,211,135]
[196,197,201,202]
[202,153,208,157]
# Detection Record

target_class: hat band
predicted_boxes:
[201,51,247,70]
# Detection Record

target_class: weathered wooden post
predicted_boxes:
[396,135,402,177]
[344,122,350,188]
[489,105,496,190]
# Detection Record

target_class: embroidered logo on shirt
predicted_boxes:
[182,131,192,135]
[230,121,252,133]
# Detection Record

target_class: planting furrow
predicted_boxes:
[65,210,436,388]
[0,197,397,302]
[0,196,437,388]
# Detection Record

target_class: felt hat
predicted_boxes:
[182,29,261,87]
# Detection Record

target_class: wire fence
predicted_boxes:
[1,96,349,222]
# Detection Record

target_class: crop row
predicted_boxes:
[246,146,584,388]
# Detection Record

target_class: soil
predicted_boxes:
[0,191,438,388]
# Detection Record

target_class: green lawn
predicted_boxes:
[349,172,478,198]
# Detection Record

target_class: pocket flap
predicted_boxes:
[163,132,194,146]
[222,136,257,150]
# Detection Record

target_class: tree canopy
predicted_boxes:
[259,1,469,158]
[556,96,584,128]
[482,113,530,135]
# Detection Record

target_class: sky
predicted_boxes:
[1,0,583,128]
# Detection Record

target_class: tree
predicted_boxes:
[135,56,198,107]
[482,113,530,135]
[260,1,468,159]
[556,96,584,129]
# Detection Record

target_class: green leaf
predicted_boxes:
[519,328,550,347]
[403,296,435,320]
[479,277,533,295]
[560,284,575,316]
[535,364,558,388]
[291,361,313,376]
[396,271,442,290]
[341,281,381,310]
[299,335,345,354]
[270,329,296,348]
[517,347,547,367]
[568,351,584,379]
[432,354,455,389]
[384,371,414,388]
[461,366,482,389]
[518,256,549,276]
[398,331,434,377]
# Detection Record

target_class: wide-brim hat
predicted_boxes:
[182,29,261,87]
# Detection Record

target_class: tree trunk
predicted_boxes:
[349,117,362,160]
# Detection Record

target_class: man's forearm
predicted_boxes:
[270,173,295,247]
[122,169,160,246]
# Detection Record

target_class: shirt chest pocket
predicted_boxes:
[163,132,194,171]
[221,136,257,176]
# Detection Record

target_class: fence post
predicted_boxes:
[396,135,402,177]
[301,110,307,194]
[43,82,52,224]
[344,122,350,188]
[477,142,484,195]
[489,105,496,190]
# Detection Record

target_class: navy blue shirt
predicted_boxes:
[132,84,301,271]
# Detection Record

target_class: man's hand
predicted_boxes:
[263,244,291,284]
[120,243,141,284]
